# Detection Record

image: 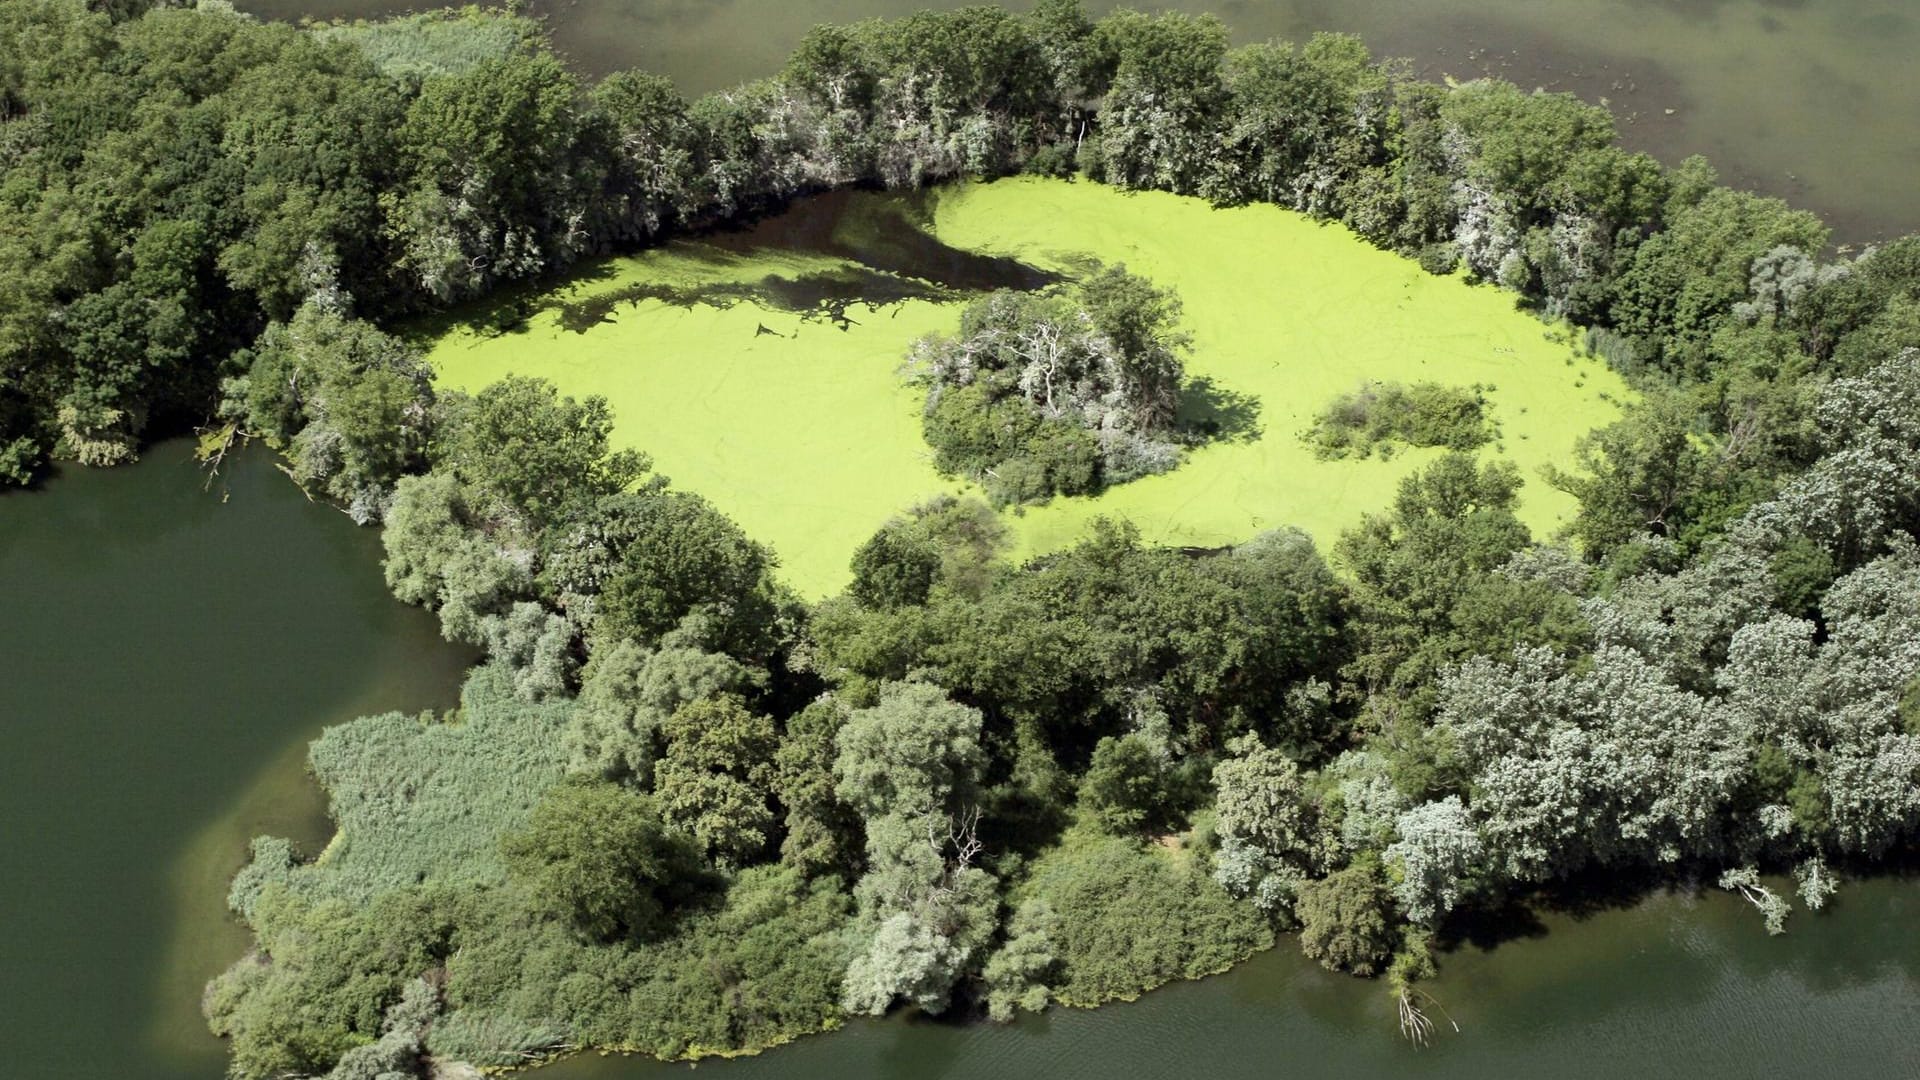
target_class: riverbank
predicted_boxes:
[530,876,1920,1080]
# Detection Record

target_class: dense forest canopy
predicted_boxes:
[4,2,1919,1078]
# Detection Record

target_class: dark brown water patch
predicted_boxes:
[702,186,1060,295]
[546,187,1060,334]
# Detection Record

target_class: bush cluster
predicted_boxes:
[1306,381,1495,460]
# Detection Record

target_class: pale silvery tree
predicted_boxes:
[1384,797,1484,927]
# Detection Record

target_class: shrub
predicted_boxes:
[1022,837,1272,1005]
[1305,381,1495,459]
[233,664,573,909]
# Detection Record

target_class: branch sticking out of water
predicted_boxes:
[1397,988,1461,1047]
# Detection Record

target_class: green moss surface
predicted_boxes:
[428,177,1628,597]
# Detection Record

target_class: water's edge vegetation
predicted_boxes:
[3,2,1918,1078]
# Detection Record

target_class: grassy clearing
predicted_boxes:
[426,177,1627,597]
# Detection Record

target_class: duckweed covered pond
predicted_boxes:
[427,178,1627,596]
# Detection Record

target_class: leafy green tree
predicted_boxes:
[229,297,434,517]
[1092,11,1229,193]
[478,600,577,701]
[1210,737,1325,919]
[1383,796,1484,926]
[1213,34,1390,215]
[1078,734,1172,835]
[590,490,783,659]
[655,694,779,865]
[1025,836,1271,1004]
[590,70,700,239]
[1295,862,1397,976]
[564,635,757,786]
[834,681,985,820]
[500,778,708,942]
[982,899,1059,1020]
[1337,453,1532,698]
[203,886,459,1080]
[849,520,942,609]
[1549,392,1716,558]
[391,52,590,297]
[444,375,649,531]
[907,266,1192,504]
[1609,159,1827,377]
[773,697,862,877]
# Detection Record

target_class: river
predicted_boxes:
[0,442,472,1079]
[232,0,1920,243]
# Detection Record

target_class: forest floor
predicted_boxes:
[426,176,1627,597]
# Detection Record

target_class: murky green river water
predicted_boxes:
[0,443,472,1079]
[6,3,1918,1077]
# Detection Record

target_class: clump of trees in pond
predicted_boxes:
[907,264,1193,504]
[5,1,1920,1076]
[1306,381,1496,460]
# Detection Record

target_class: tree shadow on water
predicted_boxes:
[1434,895,1550,953]
[1178,376,1263,444]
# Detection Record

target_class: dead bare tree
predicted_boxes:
[1396,987,1460,1047]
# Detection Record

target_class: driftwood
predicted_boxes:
[1397,988,1460,1047]
[194,422,247,493]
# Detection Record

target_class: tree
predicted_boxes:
[444,376,650,531]
[1296,862,1398,976]
[564,635,758,786]
[590,490,783,659]
[834,681,985,821]
[1718,866,1791,935]
[773,697,861,877]
[1609,163,1828,377]
[982,899,1059,1020]
[1213,34,1390,215]
[590,70,699,239]
[1092,11,1229,193]
[1075,263,1189,431]
[849,520,942,609]
[1435,644,1747,882]
[1337,453,1532,697]
[227,295,434,518]
[391,52,591,297]
[1078,734,1171,835]
[654,694,779,865]
[1383,797,1483,926]
[500,778,707,942]
[478,600,577,701]
[1210,737,1324,919]
[1548,392,1715,557]
[905,266,1194,504]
